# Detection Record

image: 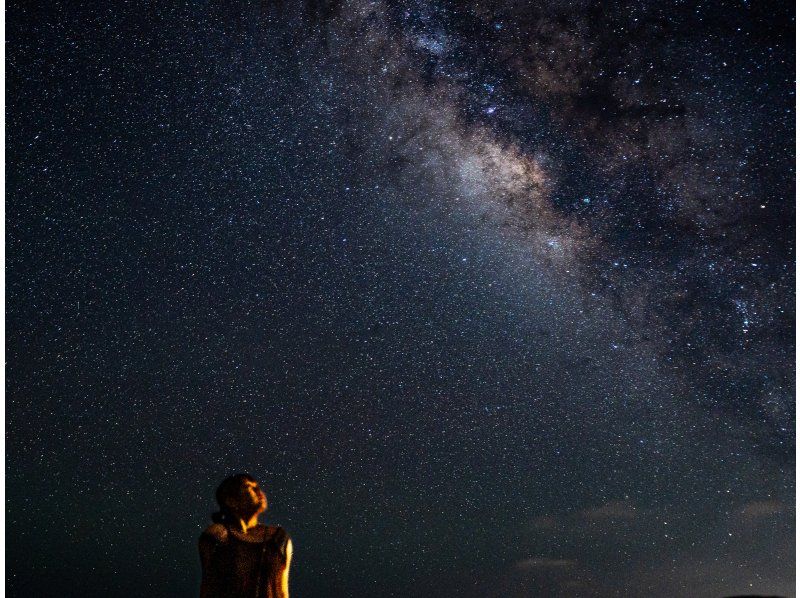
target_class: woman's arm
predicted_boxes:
[281,538,293,597]
[199,526,226,598]
[198,535,215,598]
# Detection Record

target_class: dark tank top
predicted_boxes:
[200,524,290,598]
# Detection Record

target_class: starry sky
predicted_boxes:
[6,1,795,597]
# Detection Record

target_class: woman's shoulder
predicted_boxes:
[265,525,291,555]
[200,523,290,544]
[265,525,290,539]
[250,524,290,543]
[200,523,229,543]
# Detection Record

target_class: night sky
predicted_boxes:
[6,1,795,597]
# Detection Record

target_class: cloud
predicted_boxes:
[506,557,605,597]
[529,515,559,530]
[580,500,639,522]
[514,557,576,569]
[402,495,793,598]
[738,499,788,521]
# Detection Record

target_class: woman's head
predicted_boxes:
[212,473,268,523]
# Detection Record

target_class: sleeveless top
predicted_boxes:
[199,523,290,598]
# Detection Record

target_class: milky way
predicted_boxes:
[7,1,795,597]
[325,0,795,457]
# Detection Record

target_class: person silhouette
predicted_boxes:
[199,474,293,598]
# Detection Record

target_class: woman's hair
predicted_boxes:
[211,473,257,524]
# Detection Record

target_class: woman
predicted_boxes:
[199,474,293,598]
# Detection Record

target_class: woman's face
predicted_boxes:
[227,479,268,516]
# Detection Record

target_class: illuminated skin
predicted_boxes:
[200,479,293,597]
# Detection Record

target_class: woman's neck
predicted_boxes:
[232,513,260,533]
